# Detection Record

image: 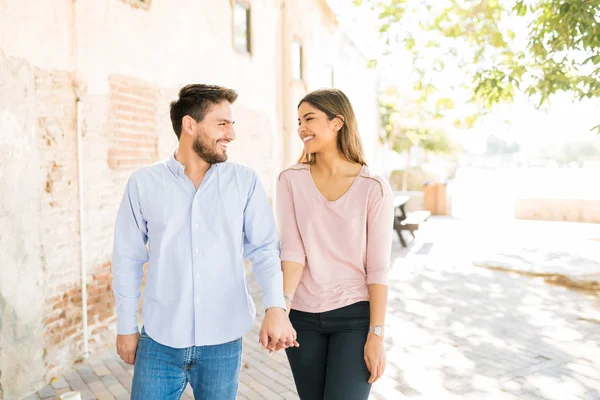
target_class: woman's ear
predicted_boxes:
[334,115,345,131]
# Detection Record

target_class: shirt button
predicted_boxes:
[195,248,199,254]
[194,224,199,229]
[196,273,200,279]
[195,298,200,304]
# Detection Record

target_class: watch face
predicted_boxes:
[371,326,384,336]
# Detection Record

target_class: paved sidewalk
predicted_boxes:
[24,297,298,400]
[26,217,600,399]
[24,328,297,400]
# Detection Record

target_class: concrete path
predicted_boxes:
[25,217,600,399]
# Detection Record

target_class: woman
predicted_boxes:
[276,88,393,399]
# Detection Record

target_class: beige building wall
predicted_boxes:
[0,0,380,397]
[280,0,381,171]
[515,198,600,224]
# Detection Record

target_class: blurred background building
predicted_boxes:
[2,0,600,398]
[0,0,381,396]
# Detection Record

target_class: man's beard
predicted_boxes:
[192,131,227,164]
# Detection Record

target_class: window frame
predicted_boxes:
[232,0,252,55]
[120,0,152,10]
[291,38,303,81]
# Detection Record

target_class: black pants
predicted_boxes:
[285,301,372,400]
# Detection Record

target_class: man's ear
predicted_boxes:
[181,115,196,137]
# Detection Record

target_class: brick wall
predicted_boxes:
[34,68,117,378]
[38,73,162,379]
[43,262,115,371]
[107,75,159,170]
[34,68,81,377]
[1,0,380,395]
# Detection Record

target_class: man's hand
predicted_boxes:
[259,307,299,352]
[116,333,140,365]
[364,333,386,384]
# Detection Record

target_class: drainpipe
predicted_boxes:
[272,0,286,194]
[72,0,89,359]
[280,0,291,168]
[75,89,89,359]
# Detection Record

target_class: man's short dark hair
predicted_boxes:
[169,84,238,139]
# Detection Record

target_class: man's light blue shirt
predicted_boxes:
[112,153,286,348]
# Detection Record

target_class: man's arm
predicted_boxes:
[242,171,286,311]
[112,175,148,364]
[242,170,296,350]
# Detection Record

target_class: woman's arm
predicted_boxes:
[365,283,388,383]
[272,173,307,350]
[364,179,394,384]
[276,173,307,313]
[367,284,388,328]
[282,261,305,313]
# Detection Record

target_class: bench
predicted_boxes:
[393,195,430,247]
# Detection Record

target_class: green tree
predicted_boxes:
[486,135,521,154]
[548,139,600,163]
[355,0,600,132]
[380,87,455,191]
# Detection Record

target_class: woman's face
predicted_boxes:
[297,102,341,154]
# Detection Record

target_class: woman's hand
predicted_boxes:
[364,333,386,384]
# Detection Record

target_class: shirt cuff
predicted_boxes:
[115,296,140,334]
[117,317,139,335]
[262,281,287,311]
[281,246,306,266]
[366,268,389,286]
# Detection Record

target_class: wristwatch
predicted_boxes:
[369,325,384,337]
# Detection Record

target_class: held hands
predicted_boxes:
[259,307,299,352]
[116,333,140,365]
[364,333,386,384]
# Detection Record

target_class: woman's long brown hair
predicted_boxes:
[297,88,367,166]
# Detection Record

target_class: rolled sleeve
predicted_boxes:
[366,266,390,286]
[276,174,306,266]
[366,178,394,286]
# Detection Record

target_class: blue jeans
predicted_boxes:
[131,327,242,400]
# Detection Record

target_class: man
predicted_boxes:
[112,84,297,399]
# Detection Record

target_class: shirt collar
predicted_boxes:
[166,149,186,178]
[166,148,219,178]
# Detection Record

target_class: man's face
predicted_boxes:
[192,101,236,164]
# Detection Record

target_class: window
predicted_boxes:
[292,39,303,81]
[233,0,251,54]
[327,66,335,87]
[120,0,152,10]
